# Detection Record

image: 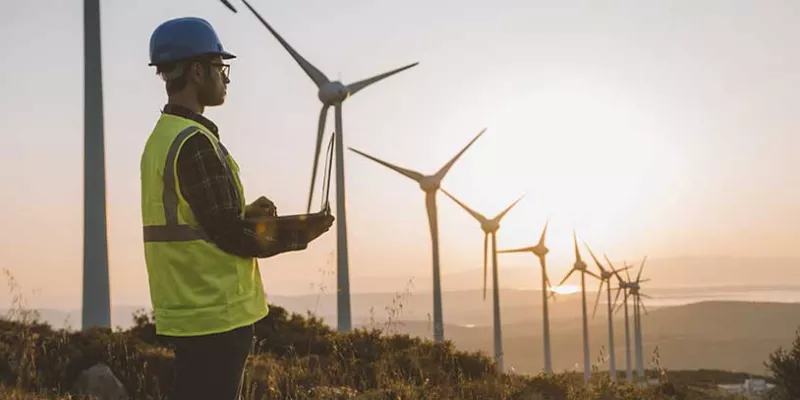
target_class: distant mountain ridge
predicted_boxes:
[263,255,800,296]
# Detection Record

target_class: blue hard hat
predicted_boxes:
[149,17,236,66]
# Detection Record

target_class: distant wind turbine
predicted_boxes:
[238,0,418,333]
[629,257,651,380]
[584,245,631,381]
[347,128,486,343]
[441,189,524,373]
[612,260,634,382]
[498,221,555,375]
[613,257,651,382]
[557,232,601,383]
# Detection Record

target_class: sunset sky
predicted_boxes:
[1,0,798,309]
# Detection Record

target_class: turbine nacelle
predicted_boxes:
[532,243,548,258]
[481,220,500,233]
[419,176,441,192]
[574,259,588,271]
[318,81,350,104]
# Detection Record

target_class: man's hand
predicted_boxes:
[246,196,277,218]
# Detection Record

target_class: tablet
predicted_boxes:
[248,209,331,230]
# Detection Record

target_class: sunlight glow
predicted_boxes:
[551,285,580,295]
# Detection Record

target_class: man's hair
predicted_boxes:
[155,56,214,95]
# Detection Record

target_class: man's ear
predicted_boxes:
[187,61,205,85]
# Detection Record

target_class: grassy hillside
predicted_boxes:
[382,300,800,375]
[0,302,772,400]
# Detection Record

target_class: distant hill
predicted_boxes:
[266,255,800,295]
[374,300,800,376]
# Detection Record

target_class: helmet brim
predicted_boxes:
[149,50,237,67]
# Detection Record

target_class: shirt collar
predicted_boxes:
[161,104,220,138]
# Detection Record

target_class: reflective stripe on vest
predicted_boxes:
[142,126,228,243]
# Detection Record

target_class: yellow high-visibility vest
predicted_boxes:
[140,112,268,337]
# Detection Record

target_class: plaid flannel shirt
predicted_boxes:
[163,104,306,258]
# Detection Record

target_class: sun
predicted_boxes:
[550,284,580,295]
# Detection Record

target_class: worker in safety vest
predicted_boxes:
[140,17,334,400]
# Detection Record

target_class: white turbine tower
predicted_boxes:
[584,245,631,381]
[441,189,524,373]
[611,260,634,383]
[238,0,418,332]
[82,0,110,330]
[347,129,486,343]
[629,257,651,380]
[497,222,556,375]
[557,232,601,383]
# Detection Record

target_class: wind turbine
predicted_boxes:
[220,0,238,12]
[584,245,631,381]
[629,257,651,380]
[611,260,634,383]
[497,221,555,375]
[613,257,651,382]
[557,232,601,383]
[238,0,418,333]
[347,128,486,343]
[441,189,524,373]
[81,0,110,331]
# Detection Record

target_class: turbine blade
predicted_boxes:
[307,105,329,213]
[585,270,602,280]
[220,0,238,12]
[346,62,419,96]
[613,286,623,309]
[538,219,549,246]
[440,189,488,224]
[636,256,648,282]
[584,243,607,275]
[639,298,649,316]
[497,246,536,254]
[240,0,329,87]
[572,231,582,262]
[614,292,628,314]
[483,233,488,301]
[625,263,632,281]
[347,147,424,182]
[495,194,525,221]
[614,295,626,315]
[610,260,627,284]
[592,280,604,319]
[433,128,486,180]
[640,293,653,299]
[604,253,615,270]
[557,269,575,287]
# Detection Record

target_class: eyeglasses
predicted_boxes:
[210,63,231,81]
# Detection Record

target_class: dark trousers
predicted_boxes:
[165,324,254,400]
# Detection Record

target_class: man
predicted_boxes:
[140,17,334,400]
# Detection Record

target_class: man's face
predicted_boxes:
[193,55,230,107]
